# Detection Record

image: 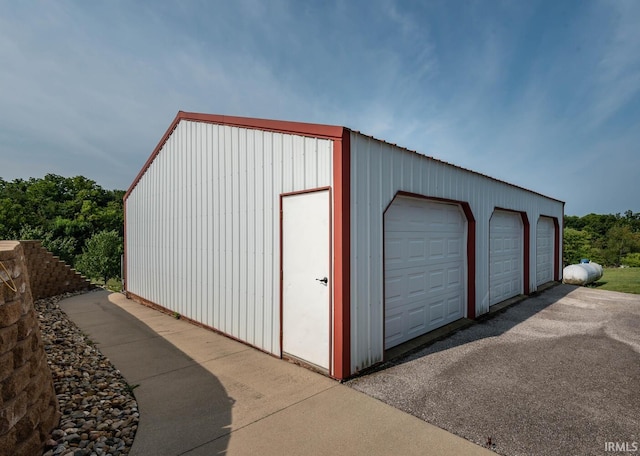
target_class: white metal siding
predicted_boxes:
[126,120,333,355]
[349,132,564,373]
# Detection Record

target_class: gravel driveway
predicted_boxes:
[348,284,640,456]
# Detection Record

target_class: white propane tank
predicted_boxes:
[562,262,603,285]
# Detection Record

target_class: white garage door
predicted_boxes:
[489,210,523,305]
[384,197,466,349]
[536,217,555,286]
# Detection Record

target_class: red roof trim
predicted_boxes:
[124,111,344,201]
[178,111,345,139]
[124,112,182,201]
[125,111,565,207]
[350,129,565,205]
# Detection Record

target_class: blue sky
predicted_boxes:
[1,0,638,216]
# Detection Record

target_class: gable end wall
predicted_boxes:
[125,120,334,355]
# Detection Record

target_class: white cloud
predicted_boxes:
[0,0,638,214]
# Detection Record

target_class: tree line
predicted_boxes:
[1,175,638,284]
[564,211,640,267]
[0,174,124,283]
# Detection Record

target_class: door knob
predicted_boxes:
[316,277,328,285]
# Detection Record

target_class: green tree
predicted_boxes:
[563,210,640,267]
[563,228,592,265]
[0,174,125,267]
[623,210,640,233]
[601,225,640,267]
[564,215,584,231]
[19,225,78,265]
[75,230,123,283]
[581,213,619,239]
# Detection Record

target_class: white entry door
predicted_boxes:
[282,190,330,371]
[489,210,523,305]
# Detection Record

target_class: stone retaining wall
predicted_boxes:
[0,241,60,456]
[19,240,94,300]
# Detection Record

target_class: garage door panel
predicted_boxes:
[447,266,462,286]
[385,264,432,279]
[422,255,461,268]
[408,272,427,298]
[490,210,523,305]
[428,270,444,291]
[536,217,554,286]
[396,234,454,260]
[408,239,427,260]
[447,295,463,317]
[384,275,404,307]
[429,299,444,325]
[386,233,430,267]
[385,239,404,263]
[407,307,427,331]
[447,238,462,256]
[385,312,403,346]
[384,197,466,349]
[429,239,445,258]
[429,206,445,223]
[387,266,461,296]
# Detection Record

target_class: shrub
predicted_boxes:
[621,253,640,267]
[76,230,123,283]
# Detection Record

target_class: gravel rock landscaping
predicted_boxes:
[36,291,139,456]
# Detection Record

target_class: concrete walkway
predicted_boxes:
[60,290,494,456]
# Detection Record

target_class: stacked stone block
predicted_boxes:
[19,240,94,300]
[0,241,60,456]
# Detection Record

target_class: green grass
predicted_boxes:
[591,267,640,294]
[106,278,123,292]
[92,278,123,292]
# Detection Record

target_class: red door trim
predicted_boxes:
[279,187,333,373]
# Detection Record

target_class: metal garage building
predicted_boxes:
[124,111,564,380]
